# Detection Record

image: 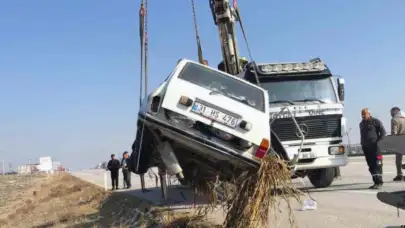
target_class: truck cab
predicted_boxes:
[240,58,348,188]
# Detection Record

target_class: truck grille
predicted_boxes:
[271,115,342,141]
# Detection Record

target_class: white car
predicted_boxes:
[129,59,271,183]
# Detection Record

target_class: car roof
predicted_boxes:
[178,59,267,93]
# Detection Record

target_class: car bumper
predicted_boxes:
[138,112,259,169]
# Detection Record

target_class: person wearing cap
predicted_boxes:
[359,108,386,189]
[390,107,405,181]
[239,57,248,70]
[121,151,132,189]
[217,57,248,73]
[107,154,121,190]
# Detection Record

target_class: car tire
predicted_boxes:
[308,168,335,188]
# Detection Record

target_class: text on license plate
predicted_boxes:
[191,102,239,128]
[299,152,316,159]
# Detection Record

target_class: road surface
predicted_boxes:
[72,155,405,228]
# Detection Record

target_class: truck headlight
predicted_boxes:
[165,110,195,128]
[329,146,345,155]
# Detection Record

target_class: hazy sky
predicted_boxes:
[1,1,404,170]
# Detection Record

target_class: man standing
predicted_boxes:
[121,151,132,189]
[107,154,120,190]
[390,107,405,181]
[359,108,386,189]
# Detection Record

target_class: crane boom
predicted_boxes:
[209,0,241,75]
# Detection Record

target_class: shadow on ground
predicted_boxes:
[124,185,216,208]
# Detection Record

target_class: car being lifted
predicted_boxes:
[129,59,272,185]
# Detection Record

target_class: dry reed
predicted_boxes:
[163,153,301,228]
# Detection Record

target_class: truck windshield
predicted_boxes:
[178,62,265,112]
[260,76,337,104]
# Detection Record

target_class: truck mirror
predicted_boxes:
[337,78,344,101]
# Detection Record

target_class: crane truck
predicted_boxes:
[130,0,348,200]
[209,0,347,188]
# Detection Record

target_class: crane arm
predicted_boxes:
[209,0,241,75]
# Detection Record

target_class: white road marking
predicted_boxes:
[349,162,367,165]
[339,190,377,195]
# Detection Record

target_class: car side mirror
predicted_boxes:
[337,78,344,101]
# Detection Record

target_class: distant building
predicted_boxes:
[16,157,65,174]
[17,164,39,174]
[94,162,107,169]
[38,156,53,172]
[52,161,62,171]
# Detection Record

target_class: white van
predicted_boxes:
[130,59,271,183]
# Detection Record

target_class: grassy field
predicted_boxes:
[0,168,298,228]
[0,172,221,228]
[0,172,163,227]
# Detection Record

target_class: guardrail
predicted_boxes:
[346,150,395,157]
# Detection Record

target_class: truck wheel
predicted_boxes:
[308,168,335,188]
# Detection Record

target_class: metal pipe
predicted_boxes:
[270,106,305,170]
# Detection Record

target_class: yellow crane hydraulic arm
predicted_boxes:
[209,0,241,75]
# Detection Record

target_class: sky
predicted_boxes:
[1,0,405,170]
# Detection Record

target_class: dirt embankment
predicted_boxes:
[0,172,160,228]
[0,156,299,228]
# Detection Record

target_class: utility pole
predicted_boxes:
[346,127,353,153]
[1,160,4,175]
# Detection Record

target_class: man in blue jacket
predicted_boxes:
[359,108,386,189]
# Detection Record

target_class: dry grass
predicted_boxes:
[0,172,158,228]
[0,173,44,218]
[223,155,300,228]
[162,154,301,228]
[160,212,221,228]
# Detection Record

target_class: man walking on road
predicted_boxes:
[107,154,120,190]
[390,107,405,181]
[359,108,386,189]
[121,151,132,189]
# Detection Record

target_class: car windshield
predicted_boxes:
[260,76,337,105]
[178,62,265,112]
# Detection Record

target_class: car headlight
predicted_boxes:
[165,110,195,128]
[329,146,345,155]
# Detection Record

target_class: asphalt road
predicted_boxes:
[72,155,405,228]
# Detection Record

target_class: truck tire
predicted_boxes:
[308,168,335,188]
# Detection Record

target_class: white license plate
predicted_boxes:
[299,152,316,159]
[191,102,239,128]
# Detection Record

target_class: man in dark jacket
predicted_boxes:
[107,154,121,190]
[121,151,132,189]
[359,108,386,189]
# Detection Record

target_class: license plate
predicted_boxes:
[191,102,239,128]
[299,152,316,159]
